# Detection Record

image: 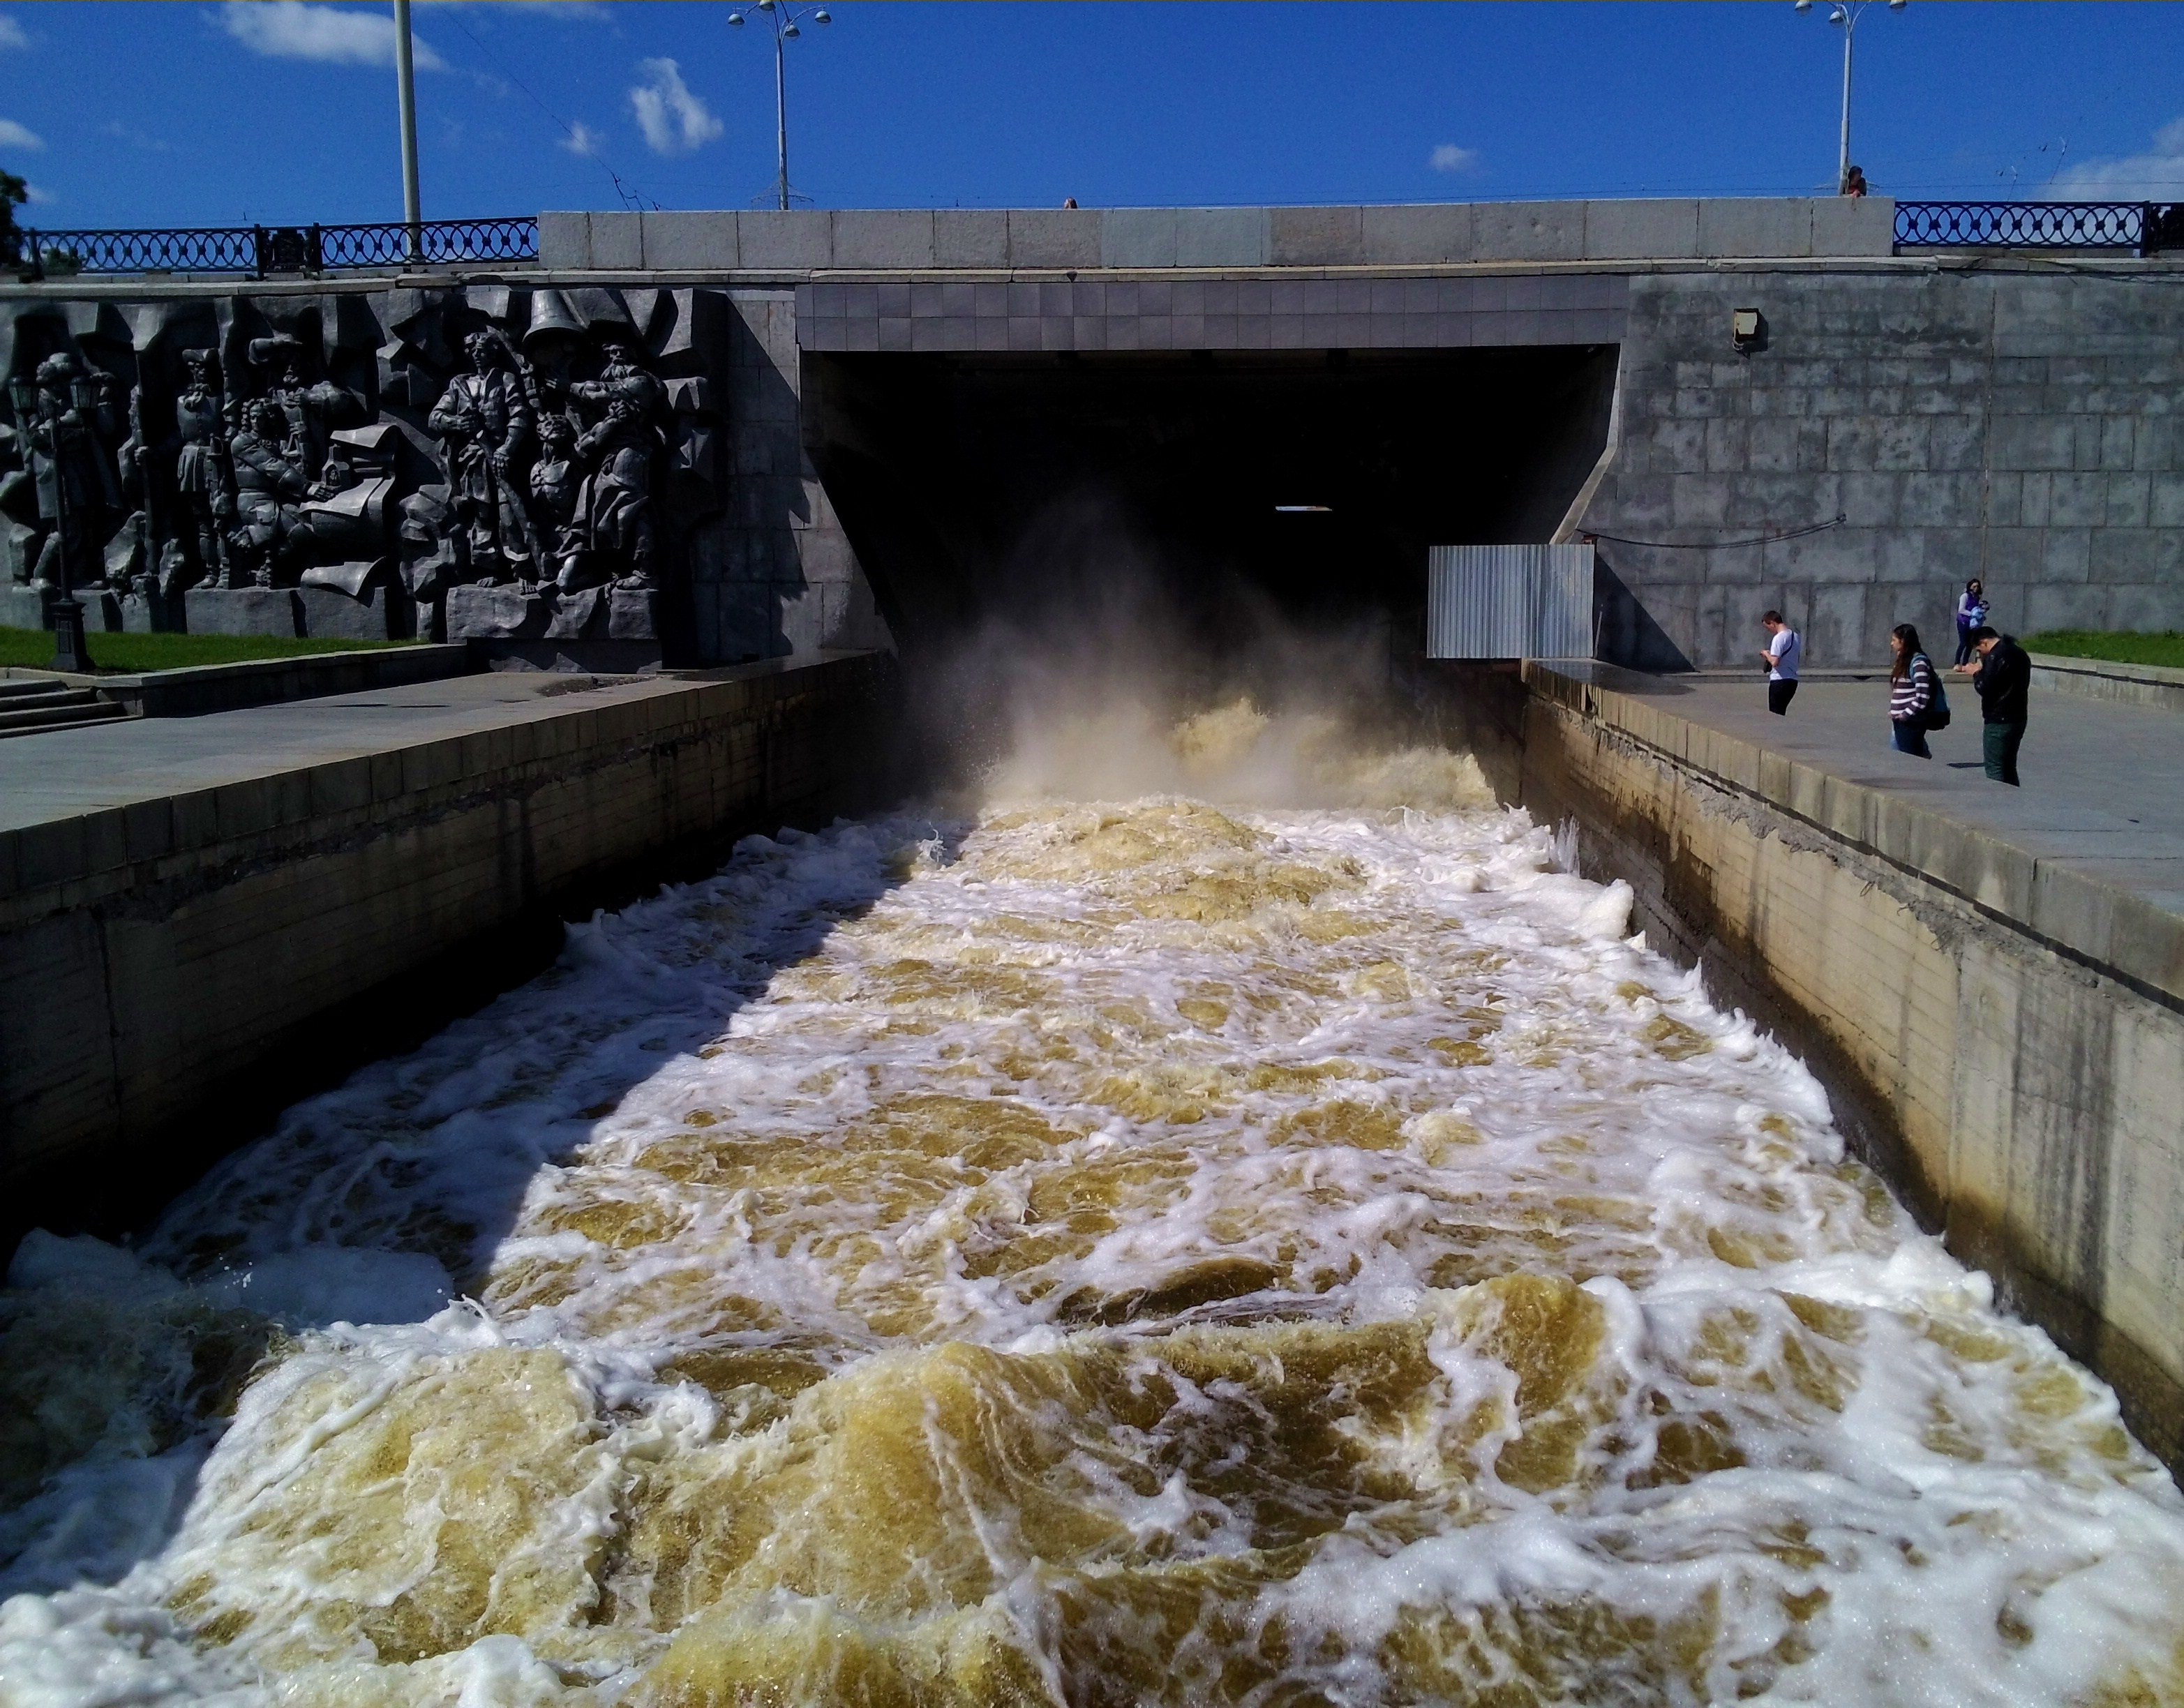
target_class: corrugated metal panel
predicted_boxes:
[1426,544,1594,659]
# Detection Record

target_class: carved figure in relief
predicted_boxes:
[253,336,362,476]
[23,353,123,591]
[528,409,581,557]
[224,398,309,587]
[428,329,537,583]
[563,330,664,590]
[165,349,233,592]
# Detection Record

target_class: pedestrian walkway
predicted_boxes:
[1633,669,2182,918]
[0,662,814,839]
[1532,664,2184,996]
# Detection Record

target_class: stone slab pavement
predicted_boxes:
[1582,667,2184,923]
[0,664,814,838]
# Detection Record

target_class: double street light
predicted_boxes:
[728,0,832,212]
[1795,0,1906,195]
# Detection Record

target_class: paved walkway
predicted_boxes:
[1569,666,2184,922]
[0,664,809,837]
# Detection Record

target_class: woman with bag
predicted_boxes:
[1889,622,1944,757]
[1954,579,1988,665]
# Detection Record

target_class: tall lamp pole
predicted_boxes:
[394,0,423,261]
[8,371,96,676]
[1795,0,1905,193]
[727,0,832,211]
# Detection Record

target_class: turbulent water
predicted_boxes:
[3,705,2183,1707]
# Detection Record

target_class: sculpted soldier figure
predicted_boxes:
[23,353,123,592]
[224,398,309,587]
[165,349,232,591]
[253,336,361,475]
[564,330,665,590]
[428,329,538,584]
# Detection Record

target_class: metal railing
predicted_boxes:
[8,216,539,279]
[1895,200,2184,255]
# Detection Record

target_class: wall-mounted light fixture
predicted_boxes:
[1732,308,1767,354]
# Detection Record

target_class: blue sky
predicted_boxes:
[3,2,2183,228]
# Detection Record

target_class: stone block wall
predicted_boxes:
[711,289,890,661]
[1580,269,2184,668]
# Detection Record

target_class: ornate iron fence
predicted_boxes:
[1895,200,2184,254]
[9,216,539,279]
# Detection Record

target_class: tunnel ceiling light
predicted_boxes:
[1274,504,1333,514]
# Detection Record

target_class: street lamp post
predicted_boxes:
[394,0,423,263]
[1794,0,1906,195]
[8,370,96,675]
[726,0,832,212]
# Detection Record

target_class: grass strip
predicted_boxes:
[0,627,422,674]
[2023,630,2184,671]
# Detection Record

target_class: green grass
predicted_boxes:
[2022,630,2184,671]
[0,627,422,675]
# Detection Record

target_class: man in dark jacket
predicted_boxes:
[1955,627,2029,786]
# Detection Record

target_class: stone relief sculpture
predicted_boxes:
[22,352,124,593]
[562,328,665,592]
[1,283,740,662]
[427,328,538,585]
[163,350,233,594]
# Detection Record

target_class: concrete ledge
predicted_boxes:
[7,643,475,719]
[1525,661,2184,1005]
[2029,652,2184,716]
[0,653,899,1243]
[539,197,1899,274]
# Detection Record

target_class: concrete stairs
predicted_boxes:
[0,678,132,738]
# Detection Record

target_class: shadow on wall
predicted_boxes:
[712,299,812,663]
[1593,555,1696,673]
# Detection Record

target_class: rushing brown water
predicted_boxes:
[3,707,2182,1707]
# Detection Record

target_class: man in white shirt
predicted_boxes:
[1760,610,1802,714]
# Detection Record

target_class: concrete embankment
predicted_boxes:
[2028,651,2184,717]
[1503,661,2184,1473]
[0,652,897,1244]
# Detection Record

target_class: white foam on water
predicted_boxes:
[1,721,2179,1706]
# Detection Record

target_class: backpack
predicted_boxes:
[1917,657,1952,731]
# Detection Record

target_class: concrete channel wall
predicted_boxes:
[0,652,897,1243]
[1508,663,2184,1473]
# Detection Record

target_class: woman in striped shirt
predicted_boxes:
[1889,622,1939,757]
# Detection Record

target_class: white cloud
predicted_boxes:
[1430,144,1480,174]
[219,1,447,72]
[629,57,719,155]
[103,121,174,153]
[0,117,45,152]
[0,15,27,50]
[2049,116,2184,199]
[561,120,604,158]
[23,181,52,204]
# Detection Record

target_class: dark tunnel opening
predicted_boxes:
[802,343,1620,673]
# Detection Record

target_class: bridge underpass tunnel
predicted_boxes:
[802,343,1617,686]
